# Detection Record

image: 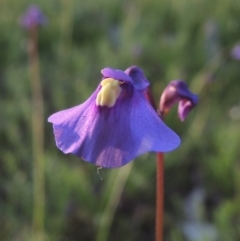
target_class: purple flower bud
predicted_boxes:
[159,80,198,121]
[20,4,47,29]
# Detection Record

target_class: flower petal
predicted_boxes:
[48,86,180,168]
[124,66,150,91]
[178,100,195,122]
[101,68,133,83]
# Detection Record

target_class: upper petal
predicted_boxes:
[101,68,133,83]
[124,66,150,91]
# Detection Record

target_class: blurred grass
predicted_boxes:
[0,0,240,240]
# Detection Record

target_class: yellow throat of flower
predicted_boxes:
[96,78,122,107]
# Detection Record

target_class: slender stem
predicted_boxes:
[144,87,164,241]
[28,27,45,238]
[156,152,164,241]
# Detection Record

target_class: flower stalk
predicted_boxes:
[28,27,45,236]
[28,24,45,238]
[21,5,47,238]
[155,152,164,241]
[145,88,164,241]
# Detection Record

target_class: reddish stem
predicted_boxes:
[144,87,164,241]
[156,152,164,241]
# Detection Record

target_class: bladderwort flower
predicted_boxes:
[48,66,180,168]
[20,4,47,30]
[159,80,198,121]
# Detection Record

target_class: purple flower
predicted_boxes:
[20,4,47,29]
[48,67,180,168]
[231,43,240,61]
[159,80,198,121]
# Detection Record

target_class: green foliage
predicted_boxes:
[1,0,240,240]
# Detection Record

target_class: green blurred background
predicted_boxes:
[1,0,240,240]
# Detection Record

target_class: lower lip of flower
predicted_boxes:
[96,78,122,107]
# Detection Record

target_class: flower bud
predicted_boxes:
[159,80,198,121]
[20,4,47,30]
